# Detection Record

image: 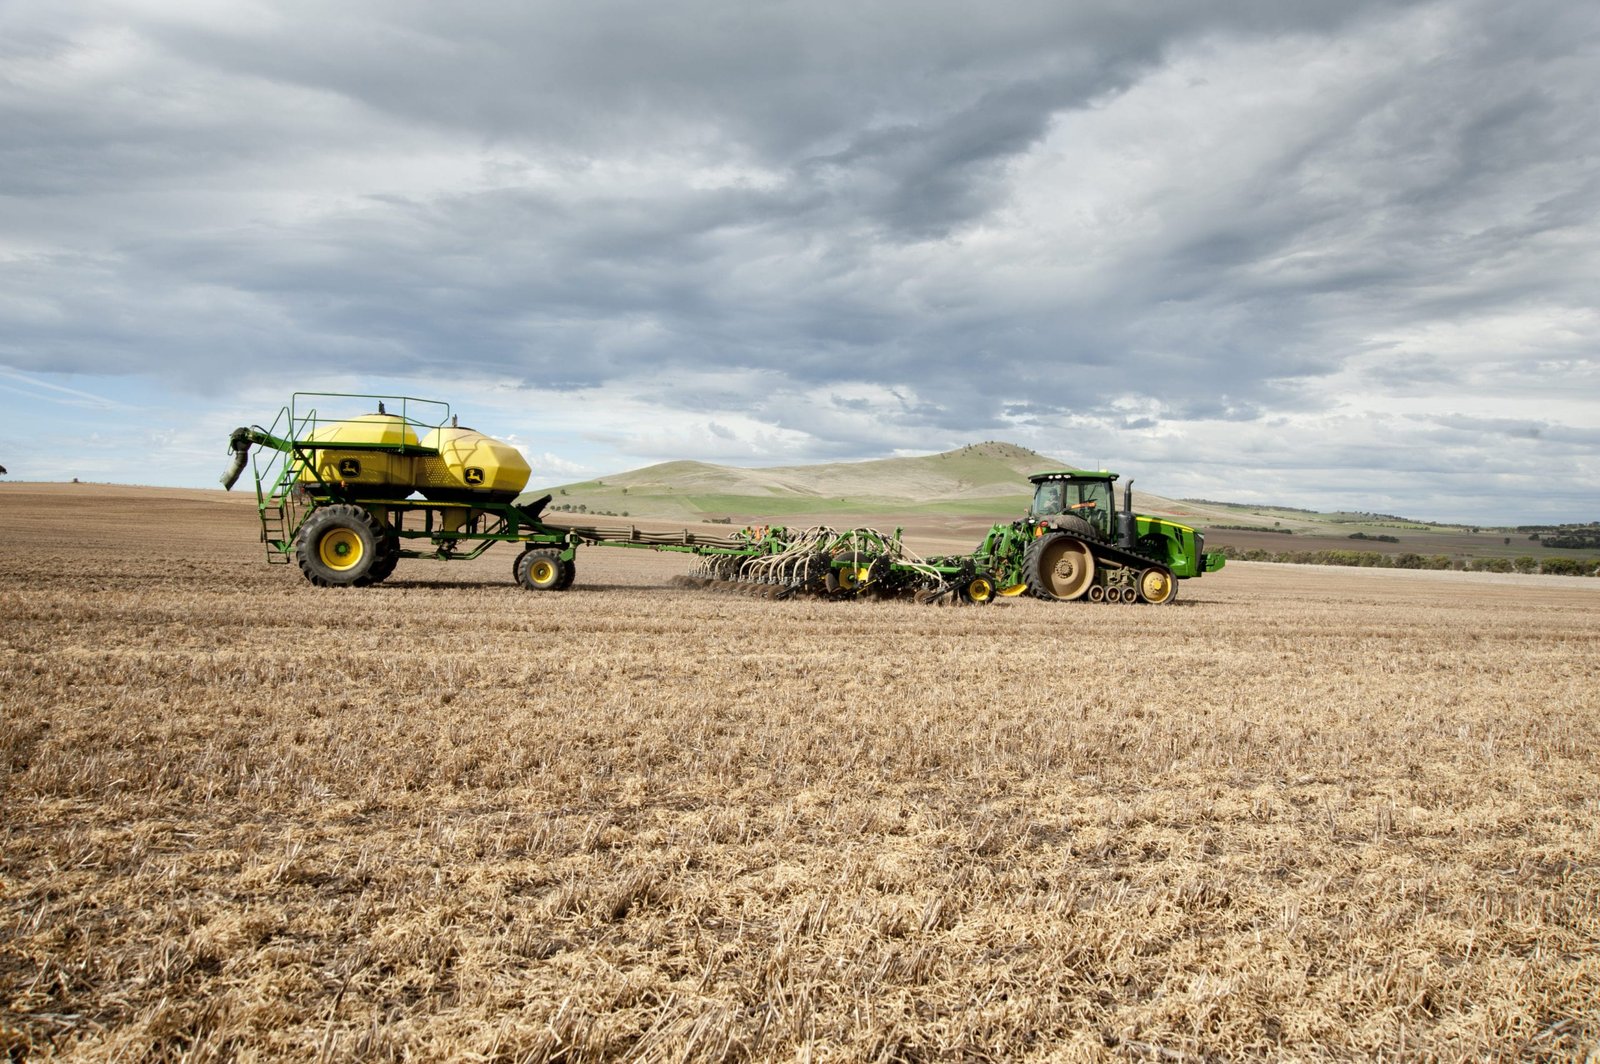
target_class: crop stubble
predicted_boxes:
[1,484,1597,1061]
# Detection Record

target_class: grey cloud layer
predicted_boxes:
[1,0,1597,518]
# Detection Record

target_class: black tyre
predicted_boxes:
[510,545,569,586]
[295,504,389,587]
[516,548,572,591]
[1024,532,1095,601]
[368,539,401,583]
[1046,513,1102,541]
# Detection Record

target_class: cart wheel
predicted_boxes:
[516,548,570,591]
[295,504,389,587]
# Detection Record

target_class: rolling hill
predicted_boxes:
[524,442,1208,526]
[522,442,1574,564]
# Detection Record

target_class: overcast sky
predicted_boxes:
[2,0,1597,523]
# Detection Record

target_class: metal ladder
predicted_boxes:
[257,446,311,564]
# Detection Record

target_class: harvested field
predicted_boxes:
[2,483,1598,1061]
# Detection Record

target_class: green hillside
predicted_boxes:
[519,444,1594,570]
[523,442,1200,524]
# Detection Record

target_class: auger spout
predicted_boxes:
[220,425,297,490]
[220,427,253,490]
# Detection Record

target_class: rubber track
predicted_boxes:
[1082,536,1177,576]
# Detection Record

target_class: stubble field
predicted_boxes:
[2,484,1597,1061]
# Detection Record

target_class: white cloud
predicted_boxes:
[0,0,1596,522]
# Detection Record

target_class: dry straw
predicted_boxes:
[2,484,1597,1061]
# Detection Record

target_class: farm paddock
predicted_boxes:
[2,484,1597,1061]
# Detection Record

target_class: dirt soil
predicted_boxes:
[2,483,1597,1061]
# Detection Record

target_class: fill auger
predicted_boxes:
[222,393,1223,602]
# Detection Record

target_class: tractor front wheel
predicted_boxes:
[1138,567,1178,605]
[295,504,390,587]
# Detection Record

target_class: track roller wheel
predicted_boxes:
[1025,533,1095,601]
[516,548,573,591]
[1139,567,1177,605]
[295,504,390,587]
[1087,585,1106,603]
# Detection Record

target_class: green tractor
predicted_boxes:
[965,470,1225,604]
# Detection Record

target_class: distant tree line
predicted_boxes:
[1209,523,1293,534]
[1346,532,1399,543]
[1515,521,1600,533]
[1181,499,1322,514]
[1216,545,1597,576]
[1525,523,1600,550]
[1328,510,1418,523]
[1542,533,1600,550]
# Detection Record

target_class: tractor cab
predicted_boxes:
[1029,470,1117,539]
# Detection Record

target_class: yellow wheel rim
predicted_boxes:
[530,559,556,585]
[318,528,364,571]
[968,577,994,603]
[836,567,859,590]
[1140,570,1173,603]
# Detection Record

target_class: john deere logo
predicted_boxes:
[337,458,362,478]
[464,467,485,486]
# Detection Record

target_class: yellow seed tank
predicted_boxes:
[415,425,531,502]
[301,413,420,495]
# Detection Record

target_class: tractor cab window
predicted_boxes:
[1031,481,1064,516]
[1034,478,1113,534]
[1068,480,1112,534]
